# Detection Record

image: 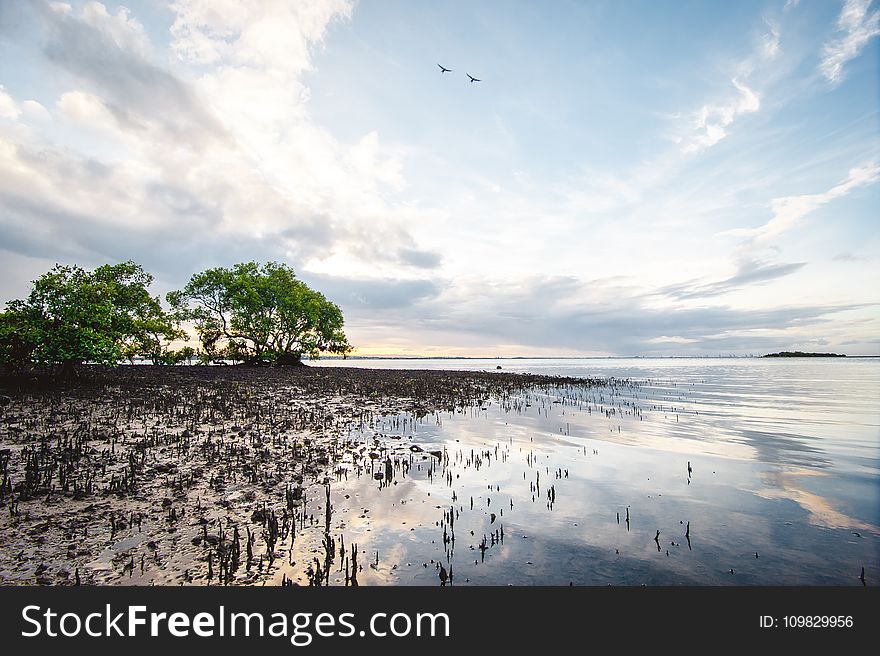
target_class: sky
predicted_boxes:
[0,0,878,356]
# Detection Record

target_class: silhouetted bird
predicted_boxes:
[438,64,452,73]
[467,73,481,83]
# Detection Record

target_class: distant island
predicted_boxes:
[763,351,846,358]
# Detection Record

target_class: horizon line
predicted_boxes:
[320,353,878,360]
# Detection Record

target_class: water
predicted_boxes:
[299,357,879,585]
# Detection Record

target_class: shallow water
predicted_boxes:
[299,357,880,585]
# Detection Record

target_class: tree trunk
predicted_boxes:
[58,360,81,380]
[274,352,305,366]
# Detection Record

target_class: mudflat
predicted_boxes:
[0,365,600,586]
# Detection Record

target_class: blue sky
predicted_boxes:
[0,0,878,355]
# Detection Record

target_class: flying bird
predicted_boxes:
[438,64,452,73]
[466,73,481,83]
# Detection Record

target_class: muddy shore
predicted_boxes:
[0,365,607,586]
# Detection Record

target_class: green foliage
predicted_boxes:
[0,260,347,369]
[159,345,196,365]
[170,261,351,365]
[0,261,184,367]
[0,300,40,366]
[121,296,189,365]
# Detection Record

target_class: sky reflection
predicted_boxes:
[278,358,879,585]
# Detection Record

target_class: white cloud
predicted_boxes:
[762,19,781,57]
[0,89,46,123]
[646,336,699,345]
[79,1,150,57]
[0,0,440,294]
[820,0,880,85]
[348,131,405,191]
[56,90,115,127]
[726,161,880,245]
[165,1,431,276]
[783,0,800,12]
[679,79,761,153]
[672,8,789,156]
[21,100,51,121]
[48,2,72,15]
[41,2,228,150]
[0,85,21,121]
[169,0,352,73]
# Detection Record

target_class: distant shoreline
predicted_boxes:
[316,354,876,360]
[763,351,847,358]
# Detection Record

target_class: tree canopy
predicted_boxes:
[0,260,349,369]
[169,261,351,365]
[0,261,184,368]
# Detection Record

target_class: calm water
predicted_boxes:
[299,357,879,585]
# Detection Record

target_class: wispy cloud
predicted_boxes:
[820,0,880,85]
[726,162,880,245]
[673,10,788,157]
[783,0,801,12]
[679,79,761,153]
[762,18,781,57]
[832,251,864,261]
[659,258,807,300]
